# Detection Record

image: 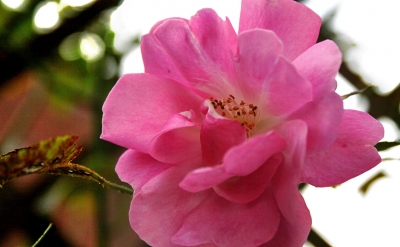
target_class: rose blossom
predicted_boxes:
[101,0,384,246]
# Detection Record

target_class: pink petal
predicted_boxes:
[302,110,384,187]
[289,92,344,152]
[264,56,312,116]
[272,120,308,221]
[293,40,342,100]
[234,29,283,103]
[141,33,192,89]
[214,153,282,203]
[200,106,247,166]
[151,9,239,96]
[222,132,286,175]
[101,73,203,152]
[142,18,208,93]
[234,29,312,117]
[130,161,207,247]
[179,166,229,193]
[239,0,321,61]
[115,150,173,193]
[150,112,201,164]
[180,131,286,196]
[262,193,311,247]
[172,188,280,247]
[290,41,343,151]
[336,110,384,145]
[189,9,238,82]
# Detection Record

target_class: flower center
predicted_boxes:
[210,94,259,136]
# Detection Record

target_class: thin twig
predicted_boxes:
[72,164,134,195]
[31,223,53,247]
[41,163,134,195]
[341,85,374,99]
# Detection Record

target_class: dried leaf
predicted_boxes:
[0,135,133,194]
[0,135,82,187]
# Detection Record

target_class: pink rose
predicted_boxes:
[101,0,384,246]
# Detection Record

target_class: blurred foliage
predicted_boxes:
[375,140,400,151]
[359,171,387,195]
[0,1,399,247]
[0,0,143,246]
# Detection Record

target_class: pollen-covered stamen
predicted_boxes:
[210,95,260,135]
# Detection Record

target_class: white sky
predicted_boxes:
[111,1,400,246]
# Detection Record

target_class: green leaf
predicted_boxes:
[375,140,400,151]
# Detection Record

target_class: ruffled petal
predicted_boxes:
[200,102,247,166]
[150,111,201,164]
[239,0,321,61]
[189,9,238,82]
[172,188,280,247]
[180,131,286,200]
[150,9,239,96]
[290,40,343,151]
[234,29,312,117]
[115,150,173,193]
[214,153,282,203]
[265,57,312,116]
[221,132,285,175]
[130,160,206,247]
[262,193,311,247]
[272,120,308,221]
[234,29,283,103]
[180,165,229,193]
[290,92,344,152]
[293,40,342,100]
[101,73,203,152]
[141,33,191,88]
[302,110,384,187]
